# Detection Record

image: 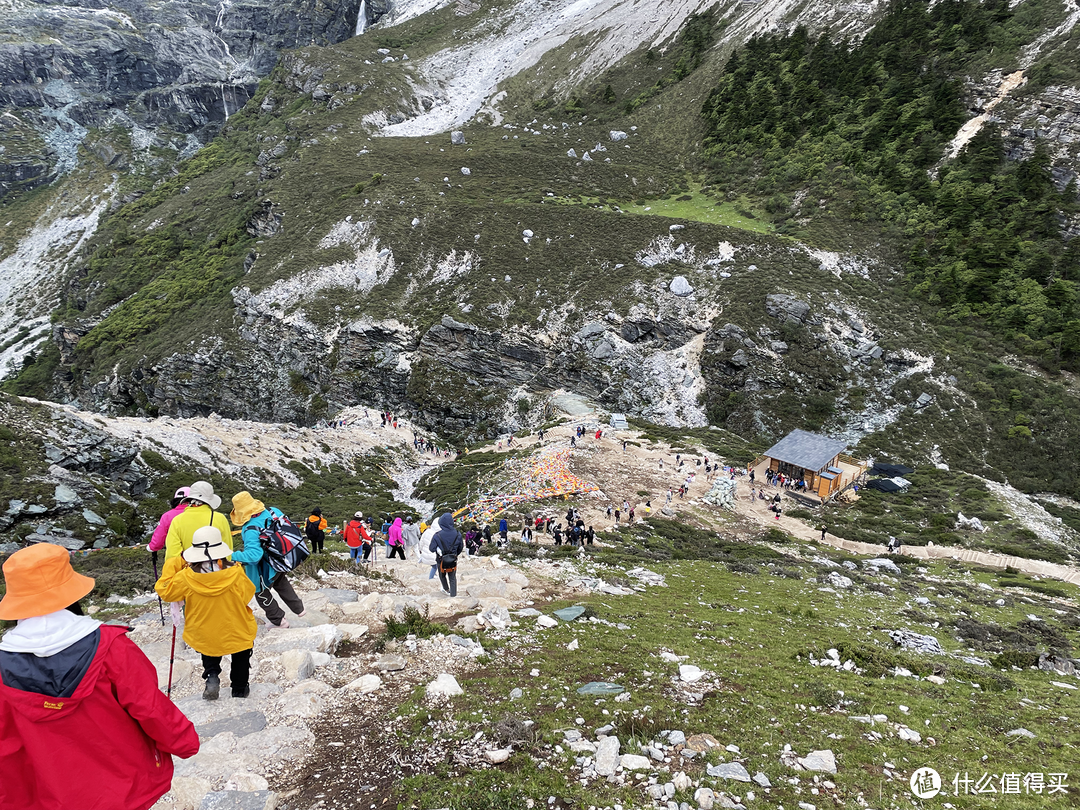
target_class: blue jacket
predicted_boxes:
[429,512,464,557]
[231,507,284,589]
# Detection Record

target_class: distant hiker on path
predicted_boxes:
[230,492,307,628]
[820,525,827,542]
[430,512,464,597]
[156,525,258,700]
[305,508,328,554]
[0,544,200,810]
[345,511,372,563]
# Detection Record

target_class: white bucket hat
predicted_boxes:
[186,480,222,510]
[182,525,231,564]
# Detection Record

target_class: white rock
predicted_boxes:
[567,638,579,651]
[694,787,715,809]
[594,735,621,776]
[460,167,471,175]
[485,748,511,763]
[536,615,558,628]
[898,727,922,743]
[279,650,314,681]
[223,772,269,791]
[673,771,692,791]
[826,572,853,589]
[426,673,464,697]
[679,664,704,682]
[610,130,628,141]
[669,276,694,297]
[346,674,382,693]
[797,749,837,773]
[621,754,652,770]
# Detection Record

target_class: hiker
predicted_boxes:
[521,518,533,544]
[749,469,755,484]
[465,527,482,556]
[147,486,189,553]
[229,492,307,629]
[420,521,439,578]
[586,526,595,545]
[498,516,508,545]
[595,428,602,440]
[553,524,563,545]
[614,508,620,525]
[386,517,406,560]
[570,434,576,447]
[345,511,372,562]
[0,544,200,810]
[402,515,422,560]
[165,481,233,561]
[820,525,827,542]
[887,535,900,553]
[429,512,464,597]
[629,505,636,522]
[305,508,328,554]
[156,525,258,699]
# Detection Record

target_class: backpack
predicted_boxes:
[260,515,311,573]
[305,516,325,541]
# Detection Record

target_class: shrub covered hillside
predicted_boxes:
[701,0,1080,364]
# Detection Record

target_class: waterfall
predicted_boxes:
[354,0,367,36]
[221,83,229,120]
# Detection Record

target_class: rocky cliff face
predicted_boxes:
[0,0,368,200]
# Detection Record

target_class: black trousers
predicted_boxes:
[256,573,304,626]
[387,544,405,560]
[310,535,324,553]
[202,648,252,694]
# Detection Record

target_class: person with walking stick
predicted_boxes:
[155,525,258,700]
[147,486,190,626]
[0,543,199,809]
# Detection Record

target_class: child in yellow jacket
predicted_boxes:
[155,525,257,700]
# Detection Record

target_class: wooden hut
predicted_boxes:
[756,429,862,500]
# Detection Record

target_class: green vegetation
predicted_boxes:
[701,0,1080,366]
[365,552,1080,809]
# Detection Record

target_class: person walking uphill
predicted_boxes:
[305,508,328,554]
[164,481,233,561]
[0,544,199,810]
[229,492,307,629]
[155,526,258,699]
[386,517,405,560]
[429,512,464,597]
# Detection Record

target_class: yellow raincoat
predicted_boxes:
[155,557,257,657]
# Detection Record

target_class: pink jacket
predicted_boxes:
[147,503,187,552]
[387,518,404,546]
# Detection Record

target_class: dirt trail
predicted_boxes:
[476,423,1080,586]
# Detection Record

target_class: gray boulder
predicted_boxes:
[765,293,810,324]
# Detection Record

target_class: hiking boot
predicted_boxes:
[232,686,250,699]
[203,674,220,701]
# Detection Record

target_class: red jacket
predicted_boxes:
[0,625,200,810]
[344,519,371,548]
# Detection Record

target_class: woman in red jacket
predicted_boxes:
[0,543,199,810]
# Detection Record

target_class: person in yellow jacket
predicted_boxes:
[155,525,257,700]
[164,481,234,562]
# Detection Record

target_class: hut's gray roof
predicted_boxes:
[764,429,847,472]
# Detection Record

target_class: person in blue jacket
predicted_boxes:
[229,491,306,628]
[429,512,464,597]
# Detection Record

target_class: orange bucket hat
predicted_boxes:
[0,543,96,620]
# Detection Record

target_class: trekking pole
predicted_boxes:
[151,550,165,626]
[166,624,177,699]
